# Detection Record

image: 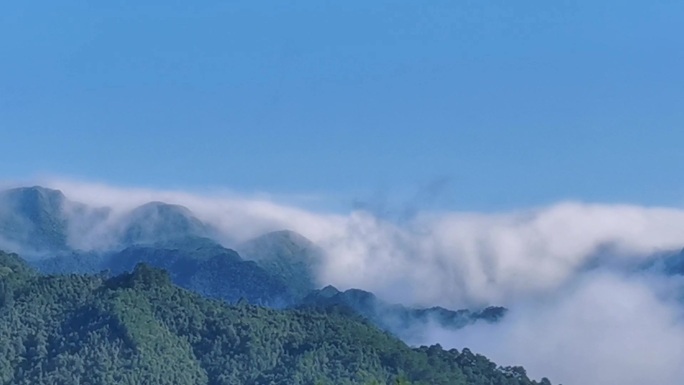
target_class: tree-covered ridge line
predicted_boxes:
[0,250,553,385]
[1,185,513,362]
[299,285,506,337]
[35,234,508,337]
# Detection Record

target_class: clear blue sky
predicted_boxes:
[1,1,683,210]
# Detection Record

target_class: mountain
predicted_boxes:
[650,248,684,275]
[300,286,506,340]
[0,186,71,254]
[0,250,553,385]
[0,187,213,256]
[34,235,298,307]
[237,230,322,300]
[2,186,510,339]
[104,237,296,306]
[119,201,210,246]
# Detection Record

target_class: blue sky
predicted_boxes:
[1,1,683,211]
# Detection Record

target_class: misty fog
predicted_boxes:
[3,178,684,385]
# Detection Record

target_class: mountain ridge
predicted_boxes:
[1,185,509,340]
[0,186,71,254]
[0,249,554,385]
[300,285,507,341]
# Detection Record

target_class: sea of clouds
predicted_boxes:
[3,177,684,385]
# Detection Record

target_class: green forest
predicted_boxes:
[0,250,553,385]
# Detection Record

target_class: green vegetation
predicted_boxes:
[0,250,552,385]
[105,240,297,306]
[36,236,300,307]
[0,186,70,253]
[237,230,322,300]
[299,285,506,339]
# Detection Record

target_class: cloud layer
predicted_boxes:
[416,271,684,385]
[6,178,684,385]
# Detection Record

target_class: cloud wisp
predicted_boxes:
[416,271,684,385]
[5,178,684,385]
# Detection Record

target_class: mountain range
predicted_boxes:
[0,250,552,385]
[0,186,505,339]
[0,185,560,384]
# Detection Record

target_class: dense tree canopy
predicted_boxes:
[0,250,552,385]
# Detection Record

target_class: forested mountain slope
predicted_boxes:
[0,250,552,385]
[300,285,506,340]
[237,230,322,300]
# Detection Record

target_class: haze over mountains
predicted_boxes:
[0,249,554,385]
[4,183,684,384]
[0,186,503,339]
[0,185,549,384]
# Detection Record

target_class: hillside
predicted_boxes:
[0,186,71,254]
[237,229,323,300]
[2,185,512,353]
[118,202,211,246]
[105,239,296,306]
[300,286,506,341]
[0,250,552,385]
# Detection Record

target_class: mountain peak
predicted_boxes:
[5,185,64,195]
[1,186,67,209]
[0,186,70,254]
[121,201,209,245]
[319,285,341,297]
[237,229,322,301]
[246,230,315,250]
[237,229,320,266]
[134,201,194,214]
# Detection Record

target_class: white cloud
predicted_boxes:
[311,202,684,308]
[6,178,684,385]
[44,177,348,248]
[40,179,684,306]
[416,272,684,385]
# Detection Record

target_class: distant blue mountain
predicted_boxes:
[0,187,212,255]
[119,202,211,246]
[0,186,71,254]
[237,229,322,300]
[104,236,296,306]
[643,248,684,276]
[299,285,506,340]
[2,185,509,333]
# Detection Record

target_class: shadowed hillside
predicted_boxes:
[0,250,552,385]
